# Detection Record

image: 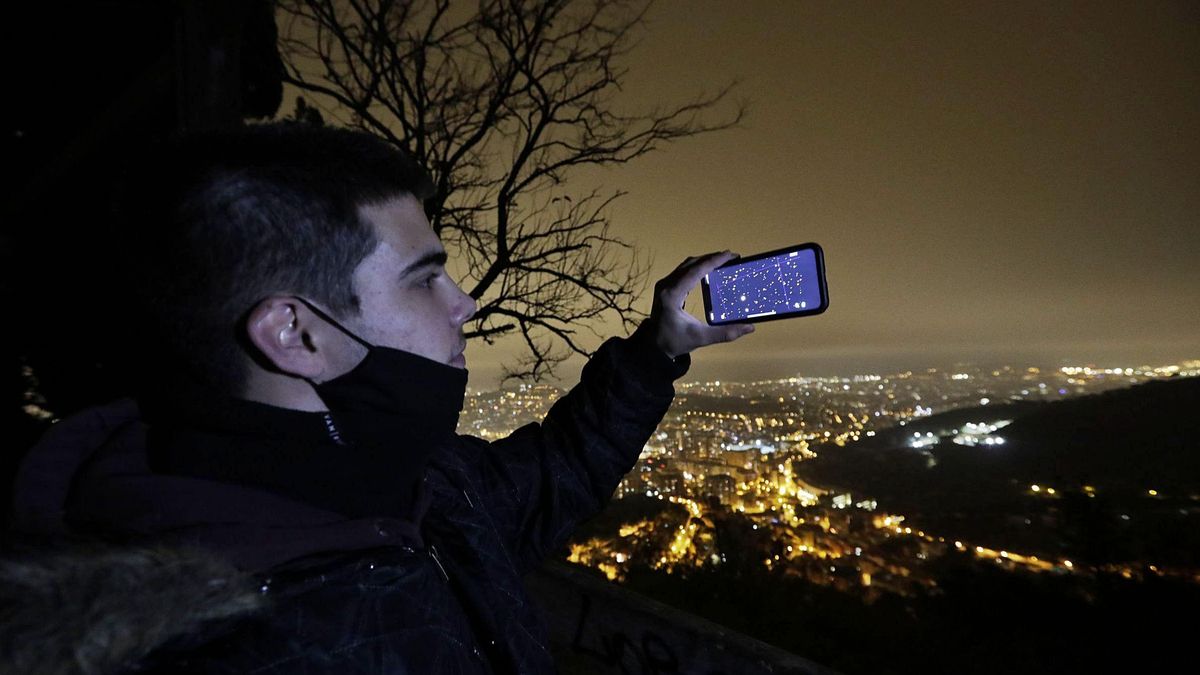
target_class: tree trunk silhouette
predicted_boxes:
[276,0,744,380]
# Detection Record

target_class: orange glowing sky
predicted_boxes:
[299,1,1200,387]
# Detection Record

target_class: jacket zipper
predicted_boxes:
[429,544,450,581]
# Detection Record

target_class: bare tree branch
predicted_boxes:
[276,0,744,382]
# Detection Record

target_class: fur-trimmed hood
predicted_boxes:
[0,542,262,675]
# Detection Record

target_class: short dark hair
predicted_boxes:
[125,122,434,395]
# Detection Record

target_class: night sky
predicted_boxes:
[453,1,1199,387]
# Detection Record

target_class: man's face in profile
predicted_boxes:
[346,194,476,368]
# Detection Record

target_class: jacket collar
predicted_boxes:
[140,368,460,522]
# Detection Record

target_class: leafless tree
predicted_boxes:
[276,0,743,381]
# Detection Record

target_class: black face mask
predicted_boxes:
[293,298,468,515]
[297,297,467,436]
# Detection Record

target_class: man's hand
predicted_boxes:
[640,251,755,360]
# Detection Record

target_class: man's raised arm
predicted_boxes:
[458,251,755,570]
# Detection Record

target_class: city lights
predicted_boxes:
[458,357,1197,593]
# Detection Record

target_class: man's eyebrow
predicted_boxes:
[399,250,448,279]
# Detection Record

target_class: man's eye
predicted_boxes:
[421,273,440,288]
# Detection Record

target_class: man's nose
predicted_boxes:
[454,284,477,325]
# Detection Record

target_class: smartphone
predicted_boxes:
[701,242,828,325]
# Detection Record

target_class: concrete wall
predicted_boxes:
[527,563,842,675]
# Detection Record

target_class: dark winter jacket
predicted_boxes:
[8,330,688,674]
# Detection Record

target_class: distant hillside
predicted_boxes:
[795,376,1200,565]
[996,376,1200,493]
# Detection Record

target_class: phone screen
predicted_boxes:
[701,243,828,325]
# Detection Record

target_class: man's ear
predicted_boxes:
[244,297,327,379]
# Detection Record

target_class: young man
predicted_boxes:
[10,123,752,673]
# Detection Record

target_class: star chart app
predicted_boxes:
[703,244,827,325]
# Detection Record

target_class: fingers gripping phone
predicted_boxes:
[701,242,829,325]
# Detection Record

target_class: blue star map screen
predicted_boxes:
[704,245,826,324]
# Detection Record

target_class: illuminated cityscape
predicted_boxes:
[460,359,1200,602]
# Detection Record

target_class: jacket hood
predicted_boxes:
[0,542,262,675]
[11,399,426,572]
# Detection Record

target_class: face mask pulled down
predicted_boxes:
[296,297,468,515]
